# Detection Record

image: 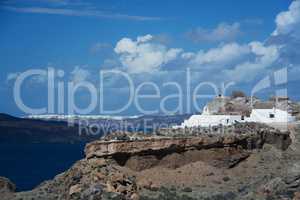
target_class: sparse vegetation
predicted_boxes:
[140,186,196,200]
[182,187,193,192]
[231,91,246,99]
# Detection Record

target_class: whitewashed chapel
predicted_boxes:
[176,102,296,128]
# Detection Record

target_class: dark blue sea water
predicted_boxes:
[0,143,85,192]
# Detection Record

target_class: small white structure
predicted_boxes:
[179,114,243,128]
[202,105,211,115]
[175,106,295,128]
[247,108,295,123]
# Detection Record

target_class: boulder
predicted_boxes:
[0,177,15,194]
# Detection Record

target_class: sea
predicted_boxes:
[0,143,85,192]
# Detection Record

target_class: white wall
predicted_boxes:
[177,108,295,129]
[180,115,243,128]
[247,108,295,123]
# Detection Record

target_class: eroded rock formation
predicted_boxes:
[2,123,300,200]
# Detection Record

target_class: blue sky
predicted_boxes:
[0,0,299,116]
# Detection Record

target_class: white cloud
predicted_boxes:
[266,0,300,83]
[113,34,280,81]
[137,34,153,43]
[114,34,182,73]
[186,22,242,43]
[223,42,280,82]
[70,66,91,83]
[181,52,195,60]
[179,41,280,82]
[189,43,250,67]
[180,1,300,82]
[164,48,183,63]
[1,6,161,21]
[249,42,280,64]
[182,0,300,83]
[113,0,299,82]
[273,0,300,37]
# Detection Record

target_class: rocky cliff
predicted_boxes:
[2,123,300,200]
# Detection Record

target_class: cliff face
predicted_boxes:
[85,136,250,158]
[83,123,291,173]
[85,131,290,159]
[2,123,300,200]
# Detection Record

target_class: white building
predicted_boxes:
[247,108,295,123]
[175,106,295,128]
[178,114,243,128]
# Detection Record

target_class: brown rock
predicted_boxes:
[110,171,125,182]
[85,125,291,160]
[138,179,152,189]
[294,192,300,200]
[0,177,15,194]
[131,193,140,200]
[116,184,127,194]
[93,158,107,166]
[69,184,81,195]
[94,172,105,180]
[85,135,248,159]
[106,181,115,193]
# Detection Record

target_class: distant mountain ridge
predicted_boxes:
[0,113,19,121]
[0,113,99,144]
[26,114,142,121]
[0,113,191,144]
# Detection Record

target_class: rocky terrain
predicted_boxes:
[2,122,300,200]
[206,92,300,118]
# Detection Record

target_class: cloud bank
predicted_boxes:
[112,0,300,84]
[114,35,182,73]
